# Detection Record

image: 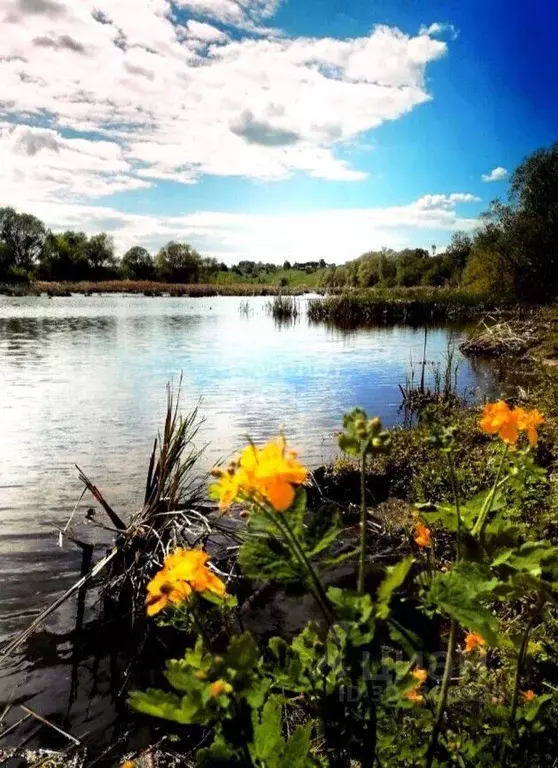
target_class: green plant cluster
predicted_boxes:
[129,407,557,767]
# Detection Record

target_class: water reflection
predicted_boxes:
[0,294,502,741]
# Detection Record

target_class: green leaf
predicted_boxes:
[327,587,374,623]
[520,693,553,722]
[128,688,200,725]
[305,503,342,558]
[338,433,361,456]
[238,528,304,584]
[288,486,308,538]
[164,660,200,693]
[245,677,272,709]
[225,632,260,674]
[387,619,424,657]
[196,734,241,766]
[283,722,314,766]
[376,557,413,619]
[252,695,283,761]
[426,566,500,645]
[504,542,558,577]
[460,488,505,527]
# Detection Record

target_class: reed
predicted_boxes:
[307,287,514,327]
[266,294,301,321]
[400,336,462,416]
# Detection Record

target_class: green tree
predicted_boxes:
[0,207,46,281]
[121,246,155,280]
[85,233,117,279]
[155,241,202,283]
[469,143,558,299]
[463,226,515,295]
[357,252,381,287]
[320,266,337,288]
[199,256,220,282]
[445,231,472,272]
[37,231,88,281]
[395,249,425,287]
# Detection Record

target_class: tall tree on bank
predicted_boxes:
[155,241,201,283]
[0,207,46,281]
[85,233,118,280]
[38,231,89,281]
[121,246,155,280]
[466,143,558,299]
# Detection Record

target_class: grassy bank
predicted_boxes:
[4,365,558,766]
[0,280,318,297]
[307,287,518,326]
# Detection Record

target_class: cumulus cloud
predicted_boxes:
[0,123,151,201]
[482,166,509,182]
[0,0,450,191]
[13,193,480,263]
[175,0,281,29]
[419,22,459,40]
[184,19,229,42]
[0,0,465,260]
[230,110,301,146]
[32,33,86,52]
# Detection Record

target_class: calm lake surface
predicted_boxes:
[0,294,498,738]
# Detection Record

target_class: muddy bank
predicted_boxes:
[460,306,558,363]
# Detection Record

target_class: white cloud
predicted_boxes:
[0,123,151,202]
[175,0,281,30]
[0,0,450,193]
[481,166,509,182]
[15,193,480,262]
[419,22,459,40]
[184,19,229,42]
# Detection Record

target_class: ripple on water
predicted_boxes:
[0,294,499,733]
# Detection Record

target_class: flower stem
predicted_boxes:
[189,593,213,653]
[269,510,333,624]
[472,445,509,537]
[358,448,369,594]
[508,614,536,736]
[446,452,462,562]
[424,619,457,768]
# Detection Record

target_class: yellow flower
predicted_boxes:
[405,688,424,703]
[163,548,226,596]
[480,401,545,447]
[211,466,244,511]
[209,679,232,697]
[145,569,192,617]
[480,400,519,445]
[405,667,427,703]
[411,667,428,685]
[414,522,432,548]
[211,436,308,512]
[463,631,486,654]
[121,762,135,768]
[521,689,537,702]
[145,548,226,617]
[516,408,544,446]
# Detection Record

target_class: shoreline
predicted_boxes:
[0,279,318,297]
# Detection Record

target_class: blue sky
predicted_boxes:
[0,0,556,263]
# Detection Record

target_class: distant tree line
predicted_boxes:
[0,219,226,284]
[231,259,327,278]
[0,213,328,285]
[2,143,557,299]
[320,235,472,290]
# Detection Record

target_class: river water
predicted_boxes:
[0,294,497,748]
